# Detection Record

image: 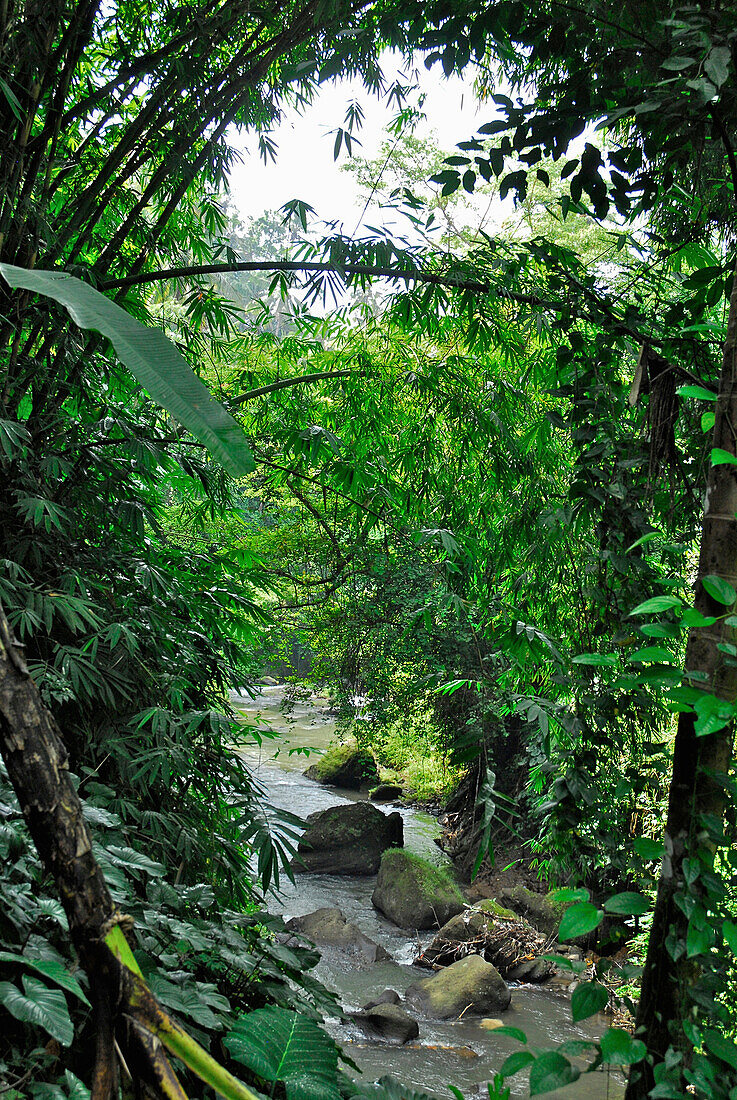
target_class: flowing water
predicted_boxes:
[234,686,624,1100]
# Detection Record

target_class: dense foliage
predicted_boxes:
[2,0,737,1098]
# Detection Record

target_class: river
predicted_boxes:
[234,685,624,1100]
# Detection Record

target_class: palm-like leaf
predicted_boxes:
[224,1006,341,1100]
[0,265,254,478]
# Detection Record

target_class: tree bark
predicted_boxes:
[0,604,128,1097]
[624,264,737,1099]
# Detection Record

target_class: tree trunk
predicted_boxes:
[0,604,127,1095]
[624,264,737,1099]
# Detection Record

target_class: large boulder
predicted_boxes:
[286,907,389,963]
[350,1003,419,1044]
[406,955,511,1018]
[304,739,379,790]
[295,802,403,875]
[371,849,464,929]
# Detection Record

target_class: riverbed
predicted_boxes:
[234,685,624,1100]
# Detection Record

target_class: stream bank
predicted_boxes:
[234,685,624,1100]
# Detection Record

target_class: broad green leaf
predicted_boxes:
[571,981,608,1022]
[694,693,734,737]
[687,918,713,957]
[0,265,254,478]
[723,919,737,955]
[701,411,715,433]
[499,1051,534,1076]
[0,952,89,1006]
[572,653,617,666]
[488,1025,528,1043]
[102,845,165,877]
[629,596,682,615]
[627,646,674,664]
[704,47,731,89]
[705,1030,737,1070]
[711,448,737,467]
[639,623,680,638]
[701,575,736,605]
[224,1007,341,1100]
[600,1028,646,1065]
[633,837,664,860]
[0,976,74,1046]
[558,902,602,941]
[529,1052,579,1095]
[547,886,590,904]
[676,385,717,401]
[557,1040,597,1057]
[660,56,694,71]
[681,609,718,628]
[603,892,650,916]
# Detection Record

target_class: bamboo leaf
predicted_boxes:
[104,924,144,978]
[0,265,254,478]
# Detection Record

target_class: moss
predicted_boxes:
[305,738,378,788]
[381,849,463,902]
[473,898,517,921]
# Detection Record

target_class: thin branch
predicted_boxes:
[100,259,507,299]
[98,259,715,386]
[232,369,356,405]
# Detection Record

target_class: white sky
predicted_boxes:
[228,54,491,234]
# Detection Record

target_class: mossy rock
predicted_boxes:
[303,738,379,790]
[498,884,568,938]
[406,955,511,1018]
[371,849,465,929]
[295,802,403,875]
[473,898,517,921]
[370,783,404,802]
[286,907,390,963]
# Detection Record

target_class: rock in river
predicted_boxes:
[303,739,379,790]
[361,989,401,1010]
[416,905,554,983]
[371,849,465,929]
[350,1003,420,1044]
[286,907,389,962]
[406,955,511,1018]
[370,783,403,802]
[295,802,403,875]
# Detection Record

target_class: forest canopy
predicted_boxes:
[0,2,737,1099]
